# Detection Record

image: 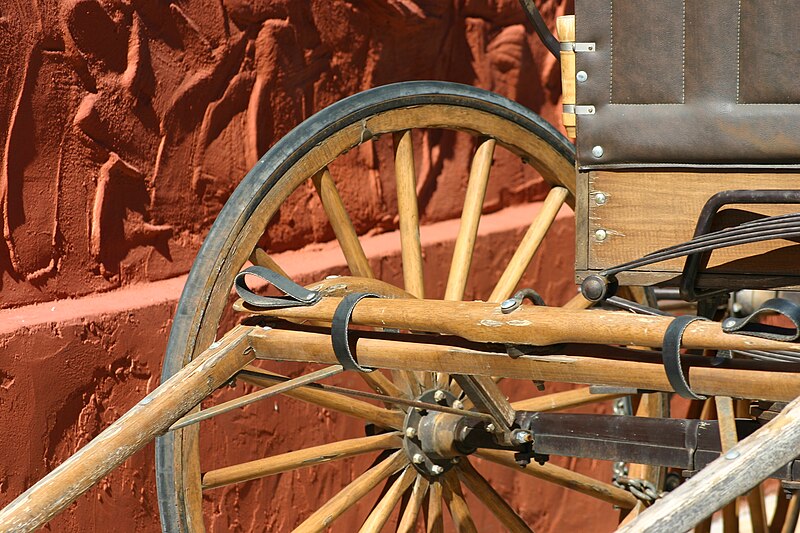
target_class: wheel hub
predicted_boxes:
[402,389,464,477]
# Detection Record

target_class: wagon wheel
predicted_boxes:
[153,81,791,532]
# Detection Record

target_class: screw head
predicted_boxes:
[594,192,607,205]
[591,145,604,158]
[405,427,417,439]
[433,390,446,402]
[576,70,588,82]
[452,400,464,410]
[725,450,740,460]
[485,423,496,433]
[500,298,517,311]
[412,453,425,464]
[723,318,737,328]
[594,229,608,242]
[431,465,444,475]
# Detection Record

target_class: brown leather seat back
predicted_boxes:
[575,0,800,170]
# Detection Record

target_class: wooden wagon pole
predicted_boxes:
[237,297,800,353]
[615,395,800,533]
[248,328,800,402]
[0,325,256,533]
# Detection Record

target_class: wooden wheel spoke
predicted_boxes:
[427,481,444,533]
[442,472,478,533]
[202,432,401,490]
[489,186,569,303]
[170,365,343,431]
[445,138,495,301]
[393,130,425,299]
[239,366,404,429]
[397,475,429,533]
[457,459,532,533]
[293,450,407,533]
[358,466,416,532]
[312,168,374,278]
[249,247,290,278]
[510,386,626,412]
[476,449,637,509]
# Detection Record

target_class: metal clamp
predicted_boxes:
[331,292,379,372]
[562,104,596,115]
[235,266,320,309]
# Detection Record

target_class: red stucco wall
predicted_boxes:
[0,1,627,531]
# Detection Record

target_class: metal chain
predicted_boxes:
[613,476,663,503]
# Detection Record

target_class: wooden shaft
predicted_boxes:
[358,466,417,533]
[397,475,429,533]
[250,328,800,402]
[563,291,593,309]
[489,186,569,302]
[246,296,800,352]
[393,130,425,299]
[511,387,626,412]
[616,396,800,533]
[202,432,401,490]
[171,365,343,430]
[442,472,478,533]
[0,325,255,532]
[476,449,637,509]
[427,481,445,533]
[557,15,577,138]
[312,168,374,278]
[457,460,533,533]
[293,451,407,533]
[239,366,404,429]
[445,138,495,301]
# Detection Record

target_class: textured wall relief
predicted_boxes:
[0,0,568,309]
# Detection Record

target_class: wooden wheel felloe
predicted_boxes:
[155,80,599,531]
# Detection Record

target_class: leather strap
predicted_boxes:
[722,298,800,341]
[331,292,379,372]
[234,266,320,309]
[662,315,707,400]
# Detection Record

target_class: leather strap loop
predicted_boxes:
[722,298,800,341]
[234,266,320,309]
[331,292,379,372]
[662,315,707,400]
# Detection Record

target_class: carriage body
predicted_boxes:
[566,1,800,291]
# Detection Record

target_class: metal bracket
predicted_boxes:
[560,42,596,52]
[562,104,595,115]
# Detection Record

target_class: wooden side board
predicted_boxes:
[575,170,800,288]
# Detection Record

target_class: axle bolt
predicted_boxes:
[434,390,446,402]
[452,400,464,410]
[513,430,533,444]
[412,453,425,464]
[485,423,496,433]
[431,465,444,475]
[405,427,417,439]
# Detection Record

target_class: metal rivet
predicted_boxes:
[723,318,737,328]
[431,465,444,475]
[594,192,607,205]
[451,457,460,464]
[500,298,516,311]
[412,453,425,464]
[725,450,740,460]
[591,145,604,158]
[594,229,608,242]
[405,427,417,438]
[485,423,496,433]
[433,390,446,402]
[587,106,596,114]
[576,70,588,83]
[452,400,464,410]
